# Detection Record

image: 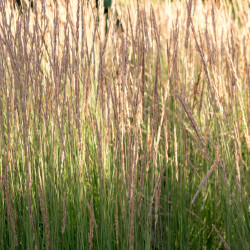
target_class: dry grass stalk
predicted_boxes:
[191,162,215,205]
[238,99,250,154]
[215,137,219,188]
[175,92,205,147]
[38,171,50,249]
[4,169,18,246]
[155,161,163,229]
[191,140,219,205]
[183,121,210,162]
[174,125,178,181]
[188,159,201,180]
[234,123,242,191]
[223,41,250,154]
[95,117,104,185]
[137,146,147,218]
[190,18,218,109]
[62,192,66,234]
[202,180,207,210]
[234,140,241,191]
[115,195,119,246]
[129,127,139,250]
[212,224,230,250]
[184,0,193,49]
[0,157,3,195]
[164,111,169,165]
[88,195,94,250]
[148,163,161,219]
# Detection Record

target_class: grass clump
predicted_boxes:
[0,0,249,249]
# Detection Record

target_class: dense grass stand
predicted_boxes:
[0,0,249,249]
